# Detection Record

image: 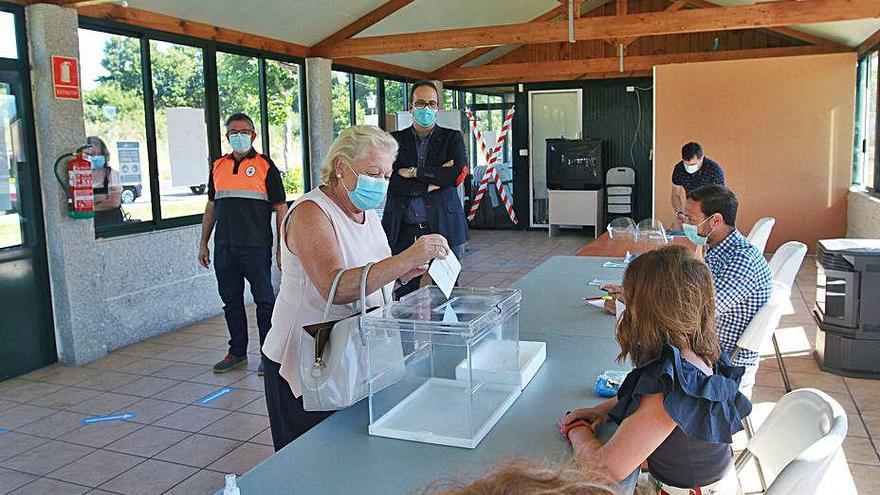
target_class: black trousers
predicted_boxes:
[263,357,334,452]
[214,244,275,357]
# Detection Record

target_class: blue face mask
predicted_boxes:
[88,155,106,169]
[344,164,388,211]
[682,217,714,245]
[229,133,252,154]
[412,107,437,128]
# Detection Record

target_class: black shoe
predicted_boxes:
[258,362,264,377]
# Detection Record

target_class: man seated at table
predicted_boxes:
[680,185,771,396]
[605,185,770,396]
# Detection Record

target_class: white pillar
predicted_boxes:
[305,58,333,190]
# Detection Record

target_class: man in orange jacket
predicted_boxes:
[198,113,288,376]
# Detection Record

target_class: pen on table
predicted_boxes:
[583,295,612,301]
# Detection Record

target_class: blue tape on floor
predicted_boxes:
[0,428,7,434]
[197,387,232,405]
[81,412,137,425]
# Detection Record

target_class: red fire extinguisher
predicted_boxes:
[54,144,95,219]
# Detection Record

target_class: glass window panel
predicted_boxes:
[476,93,488,104]
[331,71,351,138]
[217,52,263,155]
[79,29,152,229]
[266,59,304,201]
[384,80,405,127]
[443,89,455,109]
[865,52,878,188]
[0,12,16,59]
[354,74,378,127]
[150,40,209,220]
[0,82,23,248]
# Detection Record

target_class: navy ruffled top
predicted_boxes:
[608,345,753,488]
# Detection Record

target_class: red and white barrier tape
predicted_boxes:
[466,107,517,224]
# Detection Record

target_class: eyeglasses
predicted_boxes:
[227,129,254,136]
[413,100,439,110]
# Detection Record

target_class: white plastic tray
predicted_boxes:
[368,378,520,449]
[454,340,547,389]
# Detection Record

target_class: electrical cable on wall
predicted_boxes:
[628,86,653,168]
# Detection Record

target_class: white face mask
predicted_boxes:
[684,159,702,174]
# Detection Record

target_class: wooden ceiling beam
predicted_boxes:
[311,0,415,53]
[76,4,311,58]
[685,0,850,50]
[334,57,430,80]
[447,70,653,87]
[440,45,847,82]
[313,0,878,58]
[430,3,569,78]
[857,26,880,55]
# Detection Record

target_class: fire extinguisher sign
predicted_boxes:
[51,56,80,100]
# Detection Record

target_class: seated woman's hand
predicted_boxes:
[403,234,450,267]
[561,407,609,432]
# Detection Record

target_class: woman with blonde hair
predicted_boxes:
[262,125,450,451]
[558,245,751,495]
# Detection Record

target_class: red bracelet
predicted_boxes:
[561,419,592,441]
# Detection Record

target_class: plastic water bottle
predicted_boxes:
[223,474,241,495]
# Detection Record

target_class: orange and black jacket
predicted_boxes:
[208,149,286,247]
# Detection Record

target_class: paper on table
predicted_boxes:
[586,299,607,309]
[429,250,462,299]
[588,278,622,286]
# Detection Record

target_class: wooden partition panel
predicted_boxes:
[653,53,856,252]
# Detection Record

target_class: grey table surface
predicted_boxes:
[230,256,634,495]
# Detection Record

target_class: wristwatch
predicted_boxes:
[409,166,417,178]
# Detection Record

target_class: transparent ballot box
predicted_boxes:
[361,286,523,449]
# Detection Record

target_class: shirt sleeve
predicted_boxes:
[263,156,287,205]
[671,162,685,186]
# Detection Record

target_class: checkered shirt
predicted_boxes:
[704,229,772,367]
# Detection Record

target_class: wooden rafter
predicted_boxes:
[439,45,848,83]
[617,0,627,16]
[685,0,849,50]
[76,4,311,58]
[334,57,430,80]
[313,0,878,58]
[311,0,415,53]
[71,4,424,81]
[858,26,880,55]
[431,3,570,78]
[448,70,654,87]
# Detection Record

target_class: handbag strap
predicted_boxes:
[322,262,384,320]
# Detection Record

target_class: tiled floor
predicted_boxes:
[0,229,876,494]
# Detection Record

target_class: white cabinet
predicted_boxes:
[548,189,603,238]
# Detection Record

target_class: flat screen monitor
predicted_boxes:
[546,138,603,190]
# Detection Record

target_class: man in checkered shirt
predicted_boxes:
[682,185,772,395]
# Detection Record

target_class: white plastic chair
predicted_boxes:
[766,241,808,392]
[747,217,776,254]
[732,281,791,398]
[769,241,808,289]
[735,388,848,495]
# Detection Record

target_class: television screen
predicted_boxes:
[546,138,603,190]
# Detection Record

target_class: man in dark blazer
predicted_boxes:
[383,80,469,298]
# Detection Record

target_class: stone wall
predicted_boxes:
[847,188,880,239]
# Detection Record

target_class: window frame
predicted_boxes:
[78,16,311,238]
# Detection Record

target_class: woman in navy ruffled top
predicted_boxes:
[558,245,752,495]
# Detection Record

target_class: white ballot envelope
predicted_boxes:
[429,250,462,299]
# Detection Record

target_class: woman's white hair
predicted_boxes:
[320,125,399,185]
